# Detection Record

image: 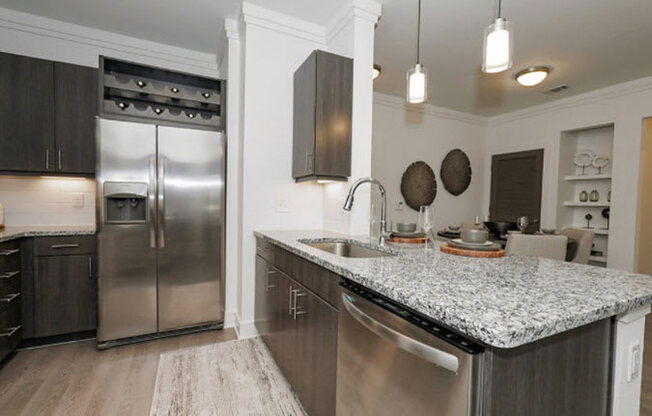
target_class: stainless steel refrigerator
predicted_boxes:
[96,118,225,346]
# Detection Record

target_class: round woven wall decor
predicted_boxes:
[400,161,437,211]
[440,149,472,196]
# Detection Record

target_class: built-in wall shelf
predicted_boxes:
[565,227,609,235]
[557,124,615,268]
[563,174,612,181]
[589,255,608,264]
[563,201,610,207]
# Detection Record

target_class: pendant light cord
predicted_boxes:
[497,0,502,18]
[416,0,422,64]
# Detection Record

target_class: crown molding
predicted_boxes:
[0,7,218,74]
[373,92,489,126]
[225,17,242,41]
[489,76,652,125]
[241,2,326,45]
[326,0,381,44]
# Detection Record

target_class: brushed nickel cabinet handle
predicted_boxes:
[0,293,20,303]
[57,149,62,171]
[0,326,20,337]
[289,286,294,315]
[45,149,49,170]
[51,244,79,249]
[293,291,307,320]
[88,257,93,279]
[265,269,277,290]
[0,271,20,279]
[0,249,20,256]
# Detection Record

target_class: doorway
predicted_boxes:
[490,149,544,233]
[637,118,652,416]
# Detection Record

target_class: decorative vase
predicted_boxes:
[579,190,588,202]
[589,190,600,202]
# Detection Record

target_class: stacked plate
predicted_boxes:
[449,238,501,252]
[391,230,426,239]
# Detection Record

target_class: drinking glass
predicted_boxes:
[418,205,434,250]
[517,216,529,233]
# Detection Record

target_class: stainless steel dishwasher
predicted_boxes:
[337,280,484,416]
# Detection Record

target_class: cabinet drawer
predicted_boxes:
[0,270,20,297]
[33,235,96,256]
[256,238,275,264]
[0,241,21,274]
[0,297,22,362]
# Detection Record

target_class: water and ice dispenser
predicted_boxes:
[103,182,148,223]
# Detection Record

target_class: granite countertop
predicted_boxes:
[0,225,96,243]
[255,229,652,349]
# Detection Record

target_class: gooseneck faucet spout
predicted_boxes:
[343,177,389,245]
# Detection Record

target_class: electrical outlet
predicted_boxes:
[276,196,290,213]
[72,193,84,208]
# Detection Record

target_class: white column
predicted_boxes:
[324,0,381,236]
[611,305,650,416]
[224,17,243,332]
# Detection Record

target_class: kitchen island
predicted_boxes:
[254,229,652,416]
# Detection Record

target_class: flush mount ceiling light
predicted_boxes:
[373,64,381,80]
[515,66,551,87]
[482,0,513,73]
[406,0,427,103]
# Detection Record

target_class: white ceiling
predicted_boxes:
[3,0,652,116]
[0,0,240,53]
[374,0,652,115]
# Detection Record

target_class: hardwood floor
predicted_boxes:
[0,329,237,416]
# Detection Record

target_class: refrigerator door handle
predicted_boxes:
[149,157,157,248]
[158,157,166,248]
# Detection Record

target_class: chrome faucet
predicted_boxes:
[343,177,390,245]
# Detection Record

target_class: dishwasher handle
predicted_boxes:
[341,292,460,373]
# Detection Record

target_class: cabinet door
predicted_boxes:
[54,62,97,174]
[293,285,338,416]
[292,51,316,179]
[314,51,352,179]
[0,52,54,172]
[34,255,97,337]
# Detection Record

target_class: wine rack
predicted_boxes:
[100,57,224,129]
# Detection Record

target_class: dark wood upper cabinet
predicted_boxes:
[0,53,54,172]
[54,62,98,174]
[0,52,97,175]
[293,50,352,182]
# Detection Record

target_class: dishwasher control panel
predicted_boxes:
[340,279,484,354]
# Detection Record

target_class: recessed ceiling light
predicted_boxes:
[373,64,381,80]
[514,66,551,87]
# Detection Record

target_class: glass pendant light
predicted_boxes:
[406,0,427,103]
[482,0,513,73]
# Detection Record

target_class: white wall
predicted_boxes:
[0,177,95,226]
[484,77,652,271]
[0,7,219,75]
[371,93,487,231]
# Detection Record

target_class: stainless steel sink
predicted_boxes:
[304,241,394,258]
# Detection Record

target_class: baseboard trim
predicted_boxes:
[233,312,258,339]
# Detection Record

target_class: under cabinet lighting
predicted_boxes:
[373,64,381,80]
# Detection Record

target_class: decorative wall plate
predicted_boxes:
[592,155,610,174]
[440,149,472,196]
[573,150,595,175]
[400,161,437,211]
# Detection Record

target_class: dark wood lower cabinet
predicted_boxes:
[0,240,22,362]
[33,254,97,338]
[255,251,337,416]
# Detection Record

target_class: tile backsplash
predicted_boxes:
[0,176,95,226]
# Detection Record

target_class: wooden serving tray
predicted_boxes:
[440,243,505,258]
[388,236,430,244]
